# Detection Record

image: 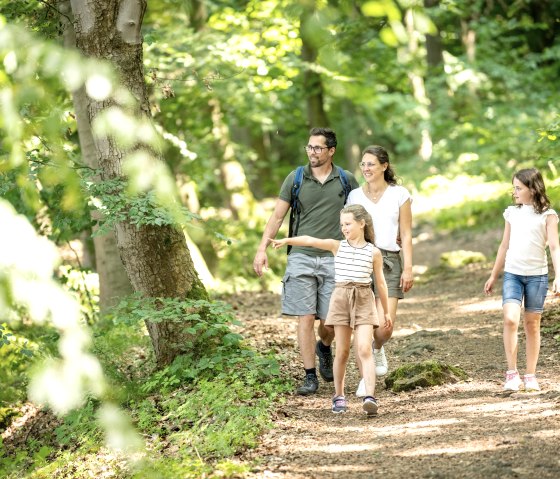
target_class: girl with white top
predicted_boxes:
[484,168,559,392]
[270,204,392,415]
[346,145,413,395]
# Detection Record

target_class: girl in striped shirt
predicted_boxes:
[271,204,391,416]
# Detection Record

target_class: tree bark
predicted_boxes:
[69,0,206,366]
[186,0,207,32]
[300,9,329,128]
[404,8,433,162]
[60,0,133,313]
[424,0,444,70]
[209,99,256,222]
[185,5,257,222]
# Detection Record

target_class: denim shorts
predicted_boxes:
[281,253,335,320]
[502,271,548,313]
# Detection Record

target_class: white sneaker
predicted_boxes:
[355,378,366,397]
[523,374,540,392]
[374,346,388,377]
[503,370,522,391]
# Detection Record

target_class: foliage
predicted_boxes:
[0,322,41,405]
[57,265,100,324]
[109,295,282,387]
[188,214,285,293]
[102,294,289,462]
[86,176,200,236]
[2,0,560,476]
[415,174,560,234]
[440,250,486,268]
[0,294,291,478]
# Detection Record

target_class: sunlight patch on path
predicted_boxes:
[303,443,382,453]
[318,418,464,439]
[455,399,559,415]
[393,325,496,337]
[459,298,502,312]
[396,438,507,457]
[532,429,560,439]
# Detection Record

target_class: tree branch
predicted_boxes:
[38,0,72,21]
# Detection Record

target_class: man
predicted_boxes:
[253,127,359,395]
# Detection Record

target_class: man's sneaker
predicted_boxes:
[296,374,319,395]
[355,378,366,397]
[503,370,522,391]
[523,374,540,392]
[332,395,347,414]
[362,397,378,416]
[374,345,388,377]
[316,341,334,382]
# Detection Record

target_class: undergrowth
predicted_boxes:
[0,296,292,479]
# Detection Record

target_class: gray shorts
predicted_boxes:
[281,253,335,320]
[372,249,404,300]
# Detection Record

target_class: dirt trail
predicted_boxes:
[235,229,560,479]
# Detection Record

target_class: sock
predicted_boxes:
[363,396,376,401]
[318,341,331,352]
[506,369,518,375]
[305,368,317,377]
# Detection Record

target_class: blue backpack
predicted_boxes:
[288,165,352,252]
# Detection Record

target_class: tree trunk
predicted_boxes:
[404,8,433,162]
[186,0,207,32]
[186,6,256,221]
[209,99,256,222]
[424,0,444,70]
[60,0,133,313]
[69,0,206,366]
[300,9,329,128]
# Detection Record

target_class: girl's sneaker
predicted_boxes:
[332,396,347,414]
[362,396,378,416]
[503,370,522,391]
[523,374,540,392]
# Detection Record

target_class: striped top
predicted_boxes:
[334,240,374,283]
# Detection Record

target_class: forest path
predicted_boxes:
[234,227,560,479]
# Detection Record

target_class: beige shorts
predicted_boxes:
[325,282,379,330]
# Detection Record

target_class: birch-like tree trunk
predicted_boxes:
[68,0,206,366]
[60,1,133,313]
[404,8,433,162]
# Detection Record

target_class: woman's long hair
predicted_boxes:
[513,168,550,214]
[341,204,375,244]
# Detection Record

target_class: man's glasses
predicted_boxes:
[304,145,329,154]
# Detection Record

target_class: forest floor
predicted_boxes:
[233,226,560,479]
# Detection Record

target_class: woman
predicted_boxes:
[346,145,413,395]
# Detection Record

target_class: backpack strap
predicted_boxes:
[288,166,305,254]
[335,165,352,203]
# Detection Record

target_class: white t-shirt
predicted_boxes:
[346,185,411,252]
[504,205,558,276]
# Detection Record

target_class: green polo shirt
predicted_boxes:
[279,164,359,257]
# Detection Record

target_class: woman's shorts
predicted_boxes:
[372,249,404,299]
[325,282,379,329]
[502,271,548,313]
